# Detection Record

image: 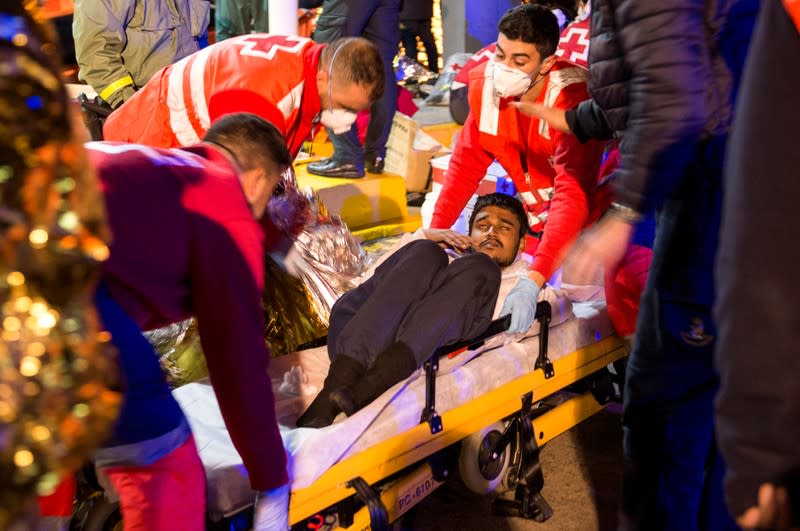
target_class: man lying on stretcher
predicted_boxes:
[297,193,538,428]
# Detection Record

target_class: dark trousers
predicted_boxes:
[314,0,400,164]
[622,386,736,531]
[215,0,269,41]
[327,240,501,368]
[400,18,439,73]
[621,136,736,530]
[449,85,469,125]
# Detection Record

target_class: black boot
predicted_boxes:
[307,157,365,178]
[330,343,418,417]
[296,355,365,428]
[365,153,385,174]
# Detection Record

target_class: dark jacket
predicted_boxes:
[400,0,432,20]
[565,0,753,214]
[314,0,401,43]
[715,0,800,519]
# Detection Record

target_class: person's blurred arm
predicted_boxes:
[565,98,614,143]
[562,0,716,283]
[530,130,604,284]
[511,97,614,143]
[189,217,288,492]
[72,0,136,108]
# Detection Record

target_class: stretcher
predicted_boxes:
[175,286,628,530]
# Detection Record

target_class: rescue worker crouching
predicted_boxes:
[103,34,384,160]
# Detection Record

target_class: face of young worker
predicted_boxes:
[492,33,556,98]
[470,205,526,267]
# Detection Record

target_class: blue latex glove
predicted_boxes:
[500,276,541,334]
[254,483,290,530]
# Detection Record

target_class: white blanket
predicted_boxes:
[174,291,613,520]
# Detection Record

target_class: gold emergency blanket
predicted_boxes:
[0,8,120,524]
[262,254,329,358]
[143,320,206,389]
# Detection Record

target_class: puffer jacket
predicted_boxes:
[73,0,210,108]
[565,0,756,214]
[400,0,433,21]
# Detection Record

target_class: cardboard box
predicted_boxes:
[385,112,448,192]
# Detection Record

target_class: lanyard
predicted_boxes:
[517,112,532,188]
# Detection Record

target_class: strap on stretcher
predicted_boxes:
[339,477,389,531]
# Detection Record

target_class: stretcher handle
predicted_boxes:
[445,314,512,359]
[297,335,328,350]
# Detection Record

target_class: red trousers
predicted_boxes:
[101,436,206,530]
[38,475,77,529]
[604,244,653,337]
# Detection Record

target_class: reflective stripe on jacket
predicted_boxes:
[103,34,324,158]
[73,0,210,107]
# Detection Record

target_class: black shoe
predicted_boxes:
[296,391,340,428]
[330,343,418,417]
[329,387,358,418]
[307,158,365,178]
[365,154,385,174]
[296,355,366,428]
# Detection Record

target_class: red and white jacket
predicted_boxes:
[103,34,325,157]
[432,58,605,281]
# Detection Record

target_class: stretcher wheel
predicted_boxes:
[458,422,511,494]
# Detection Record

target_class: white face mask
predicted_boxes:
[320,108,358,134]
[492,62,534,98]
[319,41,359,134]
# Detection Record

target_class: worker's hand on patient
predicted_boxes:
[570,215,634,283]
[738,483,798,531]
[501,276,541,334]
[509,102,571,135]
[253,483,290,530]
[423,228,476,253]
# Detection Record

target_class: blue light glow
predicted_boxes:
[26,95,43,111]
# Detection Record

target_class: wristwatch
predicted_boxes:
[608,202,643,224]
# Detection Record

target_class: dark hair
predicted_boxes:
[321,37,385,103]
[203,113,291,173]
[469,193,529,241]
[527,0,579,24]
[498,4,560,59]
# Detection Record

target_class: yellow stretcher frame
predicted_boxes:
[288,335,630,527]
